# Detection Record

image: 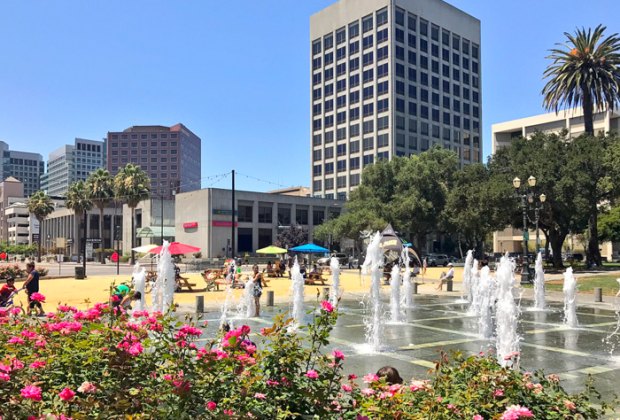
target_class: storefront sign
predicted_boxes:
[212,221,238,227]
[212,209,237,215]
[183,222,198,229]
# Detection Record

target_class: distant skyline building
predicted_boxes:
[106,124,201,199]
[310,0,481,199]
[0,141,45,197]
[41,138,106,197]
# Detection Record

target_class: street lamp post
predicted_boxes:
[513,176,546,284]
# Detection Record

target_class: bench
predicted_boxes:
[305,273,327,285]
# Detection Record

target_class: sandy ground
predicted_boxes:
[9,267,460,311]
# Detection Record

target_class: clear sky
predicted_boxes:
[1,1,619,192]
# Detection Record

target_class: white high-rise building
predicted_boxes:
[41,138,106,197]
[310,0,481,199]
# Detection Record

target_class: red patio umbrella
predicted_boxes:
[148,242,201,255]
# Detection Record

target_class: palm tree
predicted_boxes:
[543,25,620,135]
[114,164,151,265]
[27,191,54,262]
[543,25,620,267]
[66,181,93,274]
[86,168,113,263]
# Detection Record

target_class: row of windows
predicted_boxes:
[312,69,479,106]
[237,205,335,225]
[110,133,178,140]
[110,141,178,148]
[312,7,479,61]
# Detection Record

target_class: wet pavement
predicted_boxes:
[195,293,620,403]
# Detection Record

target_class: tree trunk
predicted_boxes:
[548,228,567,269]
[37,217,42,262]
[83,211,87,275]
[582,93,594,135]
[99,206,105,264]
[587,209,602,267]
[131,207,135,265]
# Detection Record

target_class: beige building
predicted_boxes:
[492,108,620,259]
[0,177,28,243]
[175,188,342,258]
[310,0,481,199]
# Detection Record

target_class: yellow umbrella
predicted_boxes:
[256,245,287,254]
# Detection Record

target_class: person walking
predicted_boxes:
[23,262,44,316]
[252,265,263,317]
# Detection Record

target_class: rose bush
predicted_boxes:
[0,295,613,419]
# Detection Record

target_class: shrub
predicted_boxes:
[0,264,25,279]
[0,297,613,418]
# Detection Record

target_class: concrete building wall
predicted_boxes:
[175,188,343,258]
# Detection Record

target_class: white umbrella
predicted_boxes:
[132,244,158,253]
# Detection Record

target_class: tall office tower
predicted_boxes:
[41,138,106,197]
[0,141,45,197]
[310,0,481,199]
[106,124,201,199]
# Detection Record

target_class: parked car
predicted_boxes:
[317,253,349,266]
[425,254,449,267]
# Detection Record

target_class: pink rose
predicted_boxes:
[254,393,266,399]
[128,342,144,356]
[0,373,10,381]
[501,405,534,420]
[363,373,379,383]
[77,381,97,394]
[207,401,217,411]
[332,350,345,361]
[341,384,352,392]
[29,361,46,369]
[305,370,319,379]
[563,400,576,411]
[21,385,42,401]
[493,389,504,397]
[30,292,45,302]
[320,301,334,312]
[473,415,484,420]
[360,388,375,396]
[59,387,75,401]
[8,336,25,345]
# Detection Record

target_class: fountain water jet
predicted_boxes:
[329,257,341,306]
[603,279,620,355]
[362,232,384,352]
[132,263,146,311]
[219,263,236,327]
[460,250,474,303]
[467,259,481,315]
[495,256,521,368]
[151,241,175,312]
[401,248,413,308]
[477,266,495,339]
[291,257,305,327]
[533,252,546,310]
[238,276,256,318]
[389,264,401,323]
[563,267,578,328]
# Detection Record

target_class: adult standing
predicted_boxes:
[23,262,44,316]
[252,264,263,317]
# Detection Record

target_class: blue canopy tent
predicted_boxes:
[289,243,330,253]
[289,243,330,267]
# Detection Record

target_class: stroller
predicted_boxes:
[0,289,25,315]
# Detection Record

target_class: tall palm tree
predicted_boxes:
[114,163,151,265]
[543,25,620,135]
[27,191,54,262]
[66,181,93,274]
[543,25,620,267]
[86,168,114,263]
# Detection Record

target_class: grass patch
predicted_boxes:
[525,275,620,295]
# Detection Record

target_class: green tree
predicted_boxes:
[86,168,114,263]
[314,208,386,255]
[543,25,620,135]
[66,181,93,273]
[274,224,308,249]
[598,205,620,243]
[393,147,458,249]
[114,163,151,265]
[27,190,55,262]
[444,163,512,257]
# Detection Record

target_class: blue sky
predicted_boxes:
[1,1,619,192]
